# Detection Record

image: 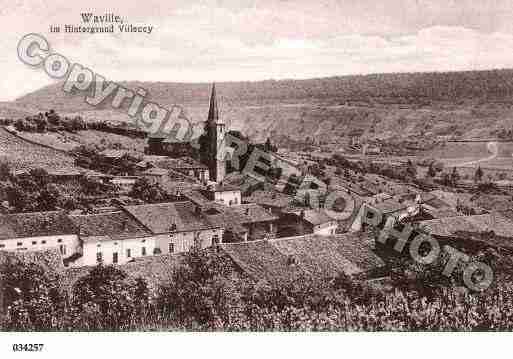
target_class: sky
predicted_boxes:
[2,0,513,101]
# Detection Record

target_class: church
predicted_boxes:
[145,83,227,183]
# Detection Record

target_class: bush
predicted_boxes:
[72,264,149,330]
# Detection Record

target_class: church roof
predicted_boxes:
[207,83,222,124]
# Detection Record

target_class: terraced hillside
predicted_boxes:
[0,127,76,171]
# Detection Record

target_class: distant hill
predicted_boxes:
[9,69,513,143]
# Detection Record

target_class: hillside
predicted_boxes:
[15,69,513,110]
[10,69,513,143]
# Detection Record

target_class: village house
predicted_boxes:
[138,155,210,183]
[0,211,80,262]
[225,203,278,240]
[108,176,140,194]
[276,209,339,237]
[298,209,339,236]
[142,167,169,186]
[0,200,228,267]
[122,201,225,255]
[69,210,155,266]
[98,149,140,168]
[202,203,278,242]
[205,183,242,206]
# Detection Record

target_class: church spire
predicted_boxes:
[207,83,220,123]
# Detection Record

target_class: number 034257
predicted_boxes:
[12,344,44,352]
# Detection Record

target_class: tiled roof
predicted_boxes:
[0,211,76,240]
[206,212,248,234]
[295,209,334,226]
[63,253,186,295]
[271,235,361,278]
[244,190,306,212]
[220,240,304,285]
[182,189,211,206]
[209,183,240,192]
[69,211,152,243]
[226,203,278,223]
[220,233,385,284]
[123,201,220,234]
[160,180,201,195]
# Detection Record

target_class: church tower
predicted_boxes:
[202,83,226,182]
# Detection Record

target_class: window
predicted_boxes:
[142,247,146,256]
[96,252,103,263]
[142,239,146,243]
[32,241,37,245]
[168,242,174,253]
[41,240,46,244]
[126,248,131,258]
[17,242,22,246]
[0,244,5,248]
[97,244,101,247]
[113,252,118,264]
[59,245,66,255]
[57,239,63,243]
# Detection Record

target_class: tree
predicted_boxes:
[29,168,50,187]
[406,160,417,178]
[0,160,11,180]
[474,166,484,184]
[427,163,437,178]
[1,258,63,330]
[72,264,149,330]
[450,167,460,186]
[129,178,166,203]
[264,137,274,152]
[157,245,239,328]
[36,184,62,211]
[440,172,451,186]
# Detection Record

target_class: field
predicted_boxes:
[18,129,146,153]
[0,127,76,171]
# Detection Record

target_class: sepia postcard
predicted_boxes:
[1,0,513,356]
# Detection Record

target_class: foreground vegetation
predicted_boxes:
[2,246,513,331]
